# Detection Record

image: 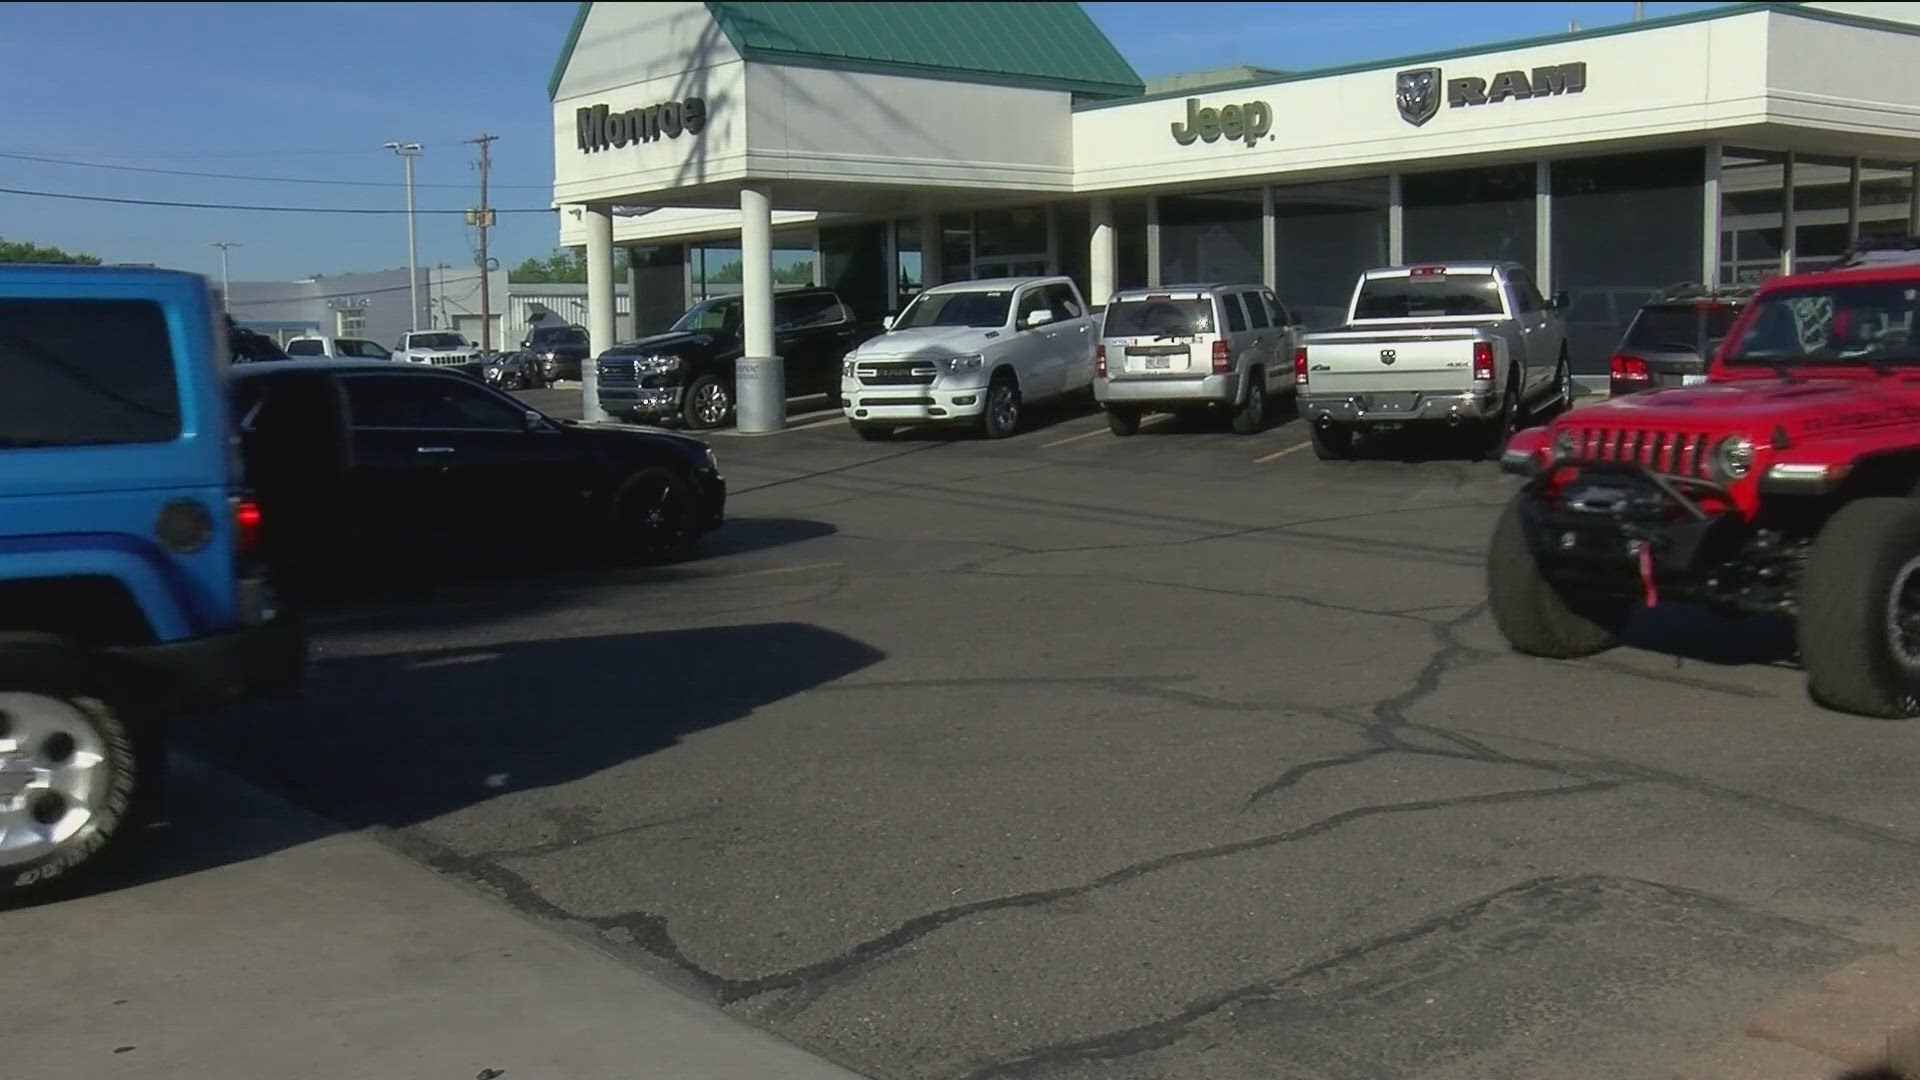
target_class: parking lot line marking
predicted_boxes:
[784,413,847,431]
[1041,427,1112,449]
[1254,441,1311,463]
[715,561,843,579]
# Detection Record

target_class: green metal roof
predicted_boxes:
[548,2,1142,101]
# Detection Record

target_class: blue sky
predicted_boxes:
[0,1,1723,282]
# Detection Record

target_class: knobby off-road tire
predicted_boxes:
[1798,497,1920,718]
[0,647,142,900]
[1487,497,1628,659]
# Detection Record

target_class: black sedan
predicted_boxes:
[229,361,724,583]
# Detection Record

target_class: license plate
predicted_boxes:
[1145,356,1170,370]
[1368,391,1418,412]
[1682,373,1708,386]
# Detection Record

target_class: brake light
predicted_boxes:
[1472,341,1495,381]
[1294,346,1309,385]
[233,497,263,555]
[1095,343,1107,379]
[1609,353,1652,384]
[1212,339,1231,375]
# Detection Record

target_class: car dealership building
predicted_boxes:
[550,1,1920,421]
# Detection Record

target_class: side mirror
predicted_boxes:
[881,314,896,331]
[1024,309,1056,329]
[524,410,545,432]
[1552,291,1571,310]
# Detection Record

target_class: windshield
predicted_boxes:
[1622,305,1741,354]
[1102,297,1216,338]
[2,298,181,447]
[1352,275,1504,319]
[894,290,1012,330]
[1726,282,1920,367]
[671,297,741,334]
[533,327,588,346]
[408,333,468,351]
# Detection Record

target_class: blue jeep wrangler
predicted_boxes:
[0,265,304,898]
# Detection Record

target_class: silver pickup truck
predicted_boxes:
[1295,262,1574,459]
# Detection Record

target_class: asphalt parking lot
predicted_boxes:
[177,388,1920,1080]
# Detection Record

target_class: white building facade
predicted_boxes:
[550,1,1920,415]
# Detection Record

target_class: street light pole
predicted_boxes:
[384,142,423,331]
[210,241,240,313]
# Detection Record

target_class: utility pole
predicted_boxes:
[384,142,423,330]
[1632,1,1644,20]
[210,241,240,313]
[467,133,498,354]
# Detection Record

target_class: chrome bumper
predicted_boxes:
[1299,388,1496,424]
[599,387,682,416]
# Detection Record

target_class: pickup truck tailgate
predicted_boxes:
[1303,328,1482,395]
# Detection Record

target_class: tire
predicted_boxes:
[1310,422,1355,460]
[610,466,700,565]
[681,374,732,431]
[1231,369,1267,435]
[0,647,141,899]
[981,374,1021,439]
[1481,371,1520,461]
[1798,498,1920,717]
[852,424,892,442]
[1552,349,1574,414]
[1486,497,1627,659]
[1106,407,1141,437]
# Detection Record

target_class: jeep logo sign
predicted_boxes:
[1394,62,1587,126]
[1170,97,1273,148]
[577,97,708,153]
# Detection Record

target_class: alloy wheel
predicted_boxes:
[0,693,110,868]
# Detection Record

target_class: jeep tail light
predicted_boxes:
[1472,341,1495,382]
[1212,339,1231,375]
[1095,344,1107,379]
[233,496,263,556]
[1294,346,1309,385]
[1610,353,1652,386]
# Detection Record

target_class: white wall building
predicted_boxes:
[549,1,1920,402]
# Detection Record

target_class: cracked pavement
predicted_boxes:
[186,401,1920,1079]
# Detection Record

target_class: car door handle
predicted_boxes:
[416,446,455,454]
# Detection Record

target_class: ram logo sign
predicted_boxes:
[1394,62,1587,126]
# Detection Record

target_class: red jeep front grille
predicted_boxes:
[1576,426,1713,478]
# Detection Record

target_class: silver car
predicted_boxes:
[1094,283,1299,436]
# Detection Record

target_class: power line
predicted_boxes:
[0,185,556,215]
[0,149,550,190]
[0,141,473,160]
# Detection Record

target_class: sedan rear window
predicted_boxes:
[1622,305,1741,354]
[1101,297,1215,338]
[1352,275,1505,319]
[1,298,181,447]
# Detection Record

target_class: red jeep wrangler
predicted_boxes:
[1490,238,1920,717]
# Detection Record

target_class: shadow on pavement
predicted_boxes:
[184,622,886,831]
[1620,603,1799,668]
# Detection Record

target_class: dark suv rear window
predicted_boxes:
[2,298,180,447]
[1622,304,1741,353]
[1103,297,1216,337]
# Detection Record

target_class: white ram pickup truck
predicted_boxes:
[1296,262,1574,459]
[839,276,1095,440]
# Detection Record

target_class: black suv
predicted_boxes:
[1606,283,1754,396]
[523,323,590,383]
[596,288,881,429]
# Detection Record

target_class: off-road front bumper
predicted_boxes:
[1516,468,1745,598]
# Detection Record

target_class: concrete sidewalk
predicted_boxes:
[13,757,868,1080]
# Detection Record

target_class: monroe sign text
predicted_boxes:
[577,97,709,153]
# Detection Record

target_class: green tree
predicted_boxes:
[507,247,627,283]
[0,237,101,265]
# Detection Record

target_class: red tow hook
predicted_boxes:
[1634,540,1658,608]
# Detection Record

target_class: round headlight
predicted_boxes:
[1712,434,1755,481]
[1551,429,1577,462]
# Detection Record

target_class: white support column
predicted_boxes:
[920,211,942,287]
[884,219,899,311]
[1781,151,1797,276]
[625,245,644,340]
[1088,196,1115,309]
[1145,195,1162,287]
[1535,160,1553,292]
[1909,164,1920,235]
[811,229,824,287]
[582,203,613,422]
[735,182,782,434]
[1848,158,1863,245]
[1703,143,1722,285]
[1387,174,1405,265]
[1261,185,1277,291]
